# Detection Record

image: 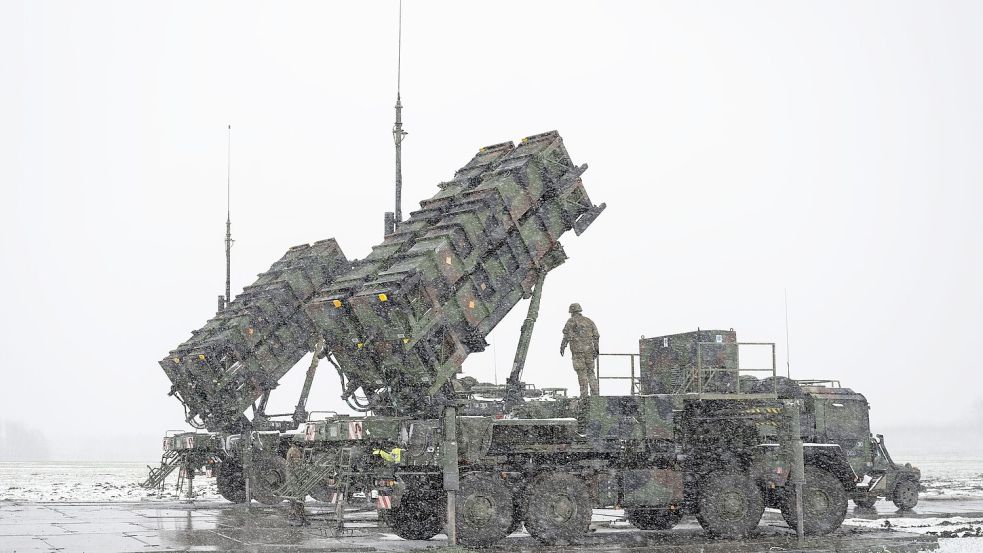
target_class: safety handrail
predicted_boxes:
[595,352,640,395]
[691,341,777,398]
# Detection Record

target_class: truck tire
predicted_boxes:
[523,472,592,544]
[386,494,443,540]
[456,472,514,547]
[217,460,247,503]
[892,478,919,510]
[780,466,848,535]
[626,507,682,530]
[696,471,764,539]
[250,456,287,505]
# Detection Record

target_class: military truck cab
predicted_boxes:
[797,385,920,509]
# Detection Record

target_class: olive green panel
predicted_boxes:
[641,395,675,439]
[583,396,645,441]
[621,468,683,507]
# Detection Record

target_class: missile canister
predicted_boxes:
[160,239,350,431]
[306,131,604,415]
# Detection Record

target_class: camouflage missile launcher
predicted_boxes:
[306,131,604,415]
[160,239,350,432]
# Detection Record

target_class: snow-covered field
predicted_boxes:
[0,461,221,502]
[912,458,983,501]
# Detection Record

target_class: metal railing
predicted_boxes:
[794,379,842,389]
[595,353,640,395]
[689,341,777,399]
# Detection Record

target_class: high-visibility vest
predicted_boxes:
[372,447,402,463]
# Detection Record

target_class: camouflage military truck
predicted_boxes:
[150,131,917,547]
[296,329,870,546]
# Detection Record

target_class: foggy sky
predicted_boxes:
[2,1,982,461]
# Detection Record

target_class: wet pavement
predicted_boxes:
[0,499,966,553]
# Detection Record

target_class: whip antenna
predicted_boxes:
[784,288,791,378]
[224,124,233,311]
[389,0,408,232]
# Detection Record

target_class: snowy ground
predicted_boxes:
[0,462,221,503]
[1,458,982,552]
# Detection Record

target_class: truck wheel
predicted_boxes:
[217,460,247,503]
[696,471,764,539]
[250,456,287,505]
[626,507,682,530]
[780,466,848,535]
[892,478,919,510]
[456,472,514,547]
[524,472,592,544]
[387,494,443,540]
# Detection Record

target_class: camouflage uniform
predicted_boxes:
[561,303,600,396]
[286,444,309,525]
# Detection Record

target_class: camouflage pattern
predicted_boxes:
[582,395,640,441]
[562,310,600,396]
[640,395,675,439]
[621,468,683,507]
[160,240,350,432]
[561,311,599,355]
[302,416,403,444]
[639,329,739,394]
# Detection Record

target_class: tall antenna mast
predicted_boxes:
[392,0,407,225]
[784,288,791,377]
[224,124,233,310]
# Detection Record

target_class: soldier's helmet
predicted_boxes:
[569,303,582,314]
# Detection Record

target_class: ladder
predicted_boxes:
[333,448,354,532]
[174,463,194,500]
[141,450,180,491]
[277,446,356,531]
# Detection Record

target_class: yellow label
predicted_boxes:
[356,342,364,349]
[378,293,388,302]
[173,357,180,364]
[402,337,410,344]
[332,299,342,308]
[198,354,205,361]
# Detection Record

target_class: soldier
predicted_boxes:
[285,443,309,526]
[560,303,600,396]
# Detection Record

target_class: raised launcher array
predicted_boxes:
[160,239,350,432]
[306,131,605,416]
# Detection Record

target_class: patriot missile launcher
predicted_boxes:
[305,131,604,417]
[149,130,917,547]
[160,239,350,433]
[149,131,605,505]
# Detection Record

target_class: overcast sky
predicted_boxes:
[2,1,982,461]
